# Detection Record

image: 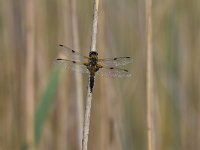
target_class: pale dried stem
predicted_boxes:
[82,90,93,150]
[146,0,155,149]
[25,0,35,149]
[90,0,99,52]
[70,0,84,149]
[82,0,99,150]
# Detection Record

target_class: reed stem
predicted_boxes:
[82,0,99,150]
[25,0,35,149]
[70,0,84,149]
[146,0,155,149]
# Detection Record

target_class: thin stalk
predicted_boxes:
[146,0,155,149]
[82,0,99,150]
[82,90,93,150]
[25,0,35,149]
[90,0,99,52]
[70,0,84,149]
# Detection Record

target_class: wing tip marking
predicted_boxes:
[124,69,128,72]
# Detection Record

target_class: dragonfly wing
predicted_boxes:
[96,66,131,77]
[98,57,133,66]
[54,59,89,74]
[58,44,88,61]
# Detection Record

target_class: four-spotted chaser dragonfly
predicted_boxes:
[55,44,133,92]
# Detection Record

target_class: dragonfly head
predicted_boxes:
[89,51,98,57]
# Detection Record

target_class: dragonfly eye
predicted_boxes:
[89,51,98,57]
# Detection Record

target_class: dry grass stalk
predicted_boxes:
[71,0,83,149]
[82,0,99,150]
[82,91,93,150]
[25,0,35,149]
[146,0,155,149]
[90,0,99,52]
[70,0,84,149]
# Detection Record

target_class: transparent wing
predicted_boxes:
[98,57,133,66]
[96,66,131,77]
[54,59,89,74]
[58,44,89,61]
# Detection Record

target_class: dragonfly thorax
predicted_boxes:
[89,51,98,66]
[89,57,97,66]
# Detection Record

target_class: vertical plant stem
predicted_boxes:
[70,0,84,149]
[90,0,99,52]
[25,0,35,149]
[82,91,93,150]
[82,0,99,150]
[146,0,155,149]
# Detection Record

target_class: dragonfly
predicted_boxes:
[55,44,133,92]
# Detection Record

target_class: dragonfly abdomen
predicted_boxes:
[89,75,95,93]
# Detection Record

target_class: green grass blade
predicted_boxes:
[34,68,60,144]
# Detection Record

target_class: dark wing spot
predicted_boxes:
[57,58,62,60]
[59,44,63,47]
[110,67,114,69]
[114,58,117,60]
[72,50,75,53]
[126,57,130,58]
[72,61,76,63]
[124,69,128,72]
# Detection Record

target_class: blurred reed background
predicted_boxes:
[0,0,200,150]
